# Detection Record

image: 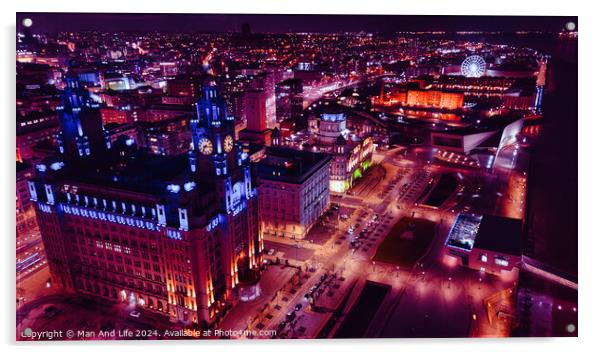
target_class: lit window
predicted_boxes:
[480,254,488,263]
[96,240,103,249]
[494,257,509,267]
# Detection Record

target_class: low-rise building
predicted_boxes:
[445,214,522,275]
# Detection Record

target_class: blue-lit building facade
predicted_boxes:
[28,76,261,326]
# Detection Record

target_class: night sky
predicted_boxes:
[16,13,578,34]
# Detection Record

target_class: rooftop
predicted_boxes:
[40,147,192,198]
[16,160,32,174]
[474,215,522,256]
[276,78,303,87]
[446,214,522,256]
[446,213,482,251]
[254,146,330,184]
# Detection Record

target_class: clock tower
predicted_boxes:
[190,86,235,177]
[189,85,260,296]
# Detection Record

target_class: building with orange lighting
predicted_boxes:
[377,88,464,110]
[405,89,464,110]
[29,78,261,326]
[238,89,273,145]
[100,107,138,125]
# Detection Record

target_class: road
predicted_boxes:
[233,142,524,338]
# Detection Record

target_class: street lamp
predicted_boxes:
[372,261,376,273]
[448,277,452,289]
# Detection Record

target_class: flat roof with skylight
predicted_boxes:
[446,213,483,251]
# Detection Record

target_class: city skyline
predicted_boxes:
[16,12,577,341]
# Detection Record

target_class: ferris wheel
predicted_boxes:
[461,55,487,78]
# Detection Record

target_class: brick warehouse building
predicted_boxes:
[28,75,262,326]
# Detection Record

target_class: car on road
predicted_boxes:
[294,303,303,311]
[267,248,275,255]
[129,310,141,318]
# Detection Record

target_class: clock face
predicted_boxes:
[223,135,234,153]
[199,138,213,155]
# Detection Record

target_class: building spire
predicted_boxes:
[56,73,107,160]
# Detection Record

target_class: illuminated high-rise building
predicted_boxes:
[275,78,303,123]
[534,55,549,113]
[239,89,272,145]
[29,79,261,326]
[243,90,267,132]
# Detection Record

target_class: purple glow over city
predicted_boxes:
[16,13,577,341]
